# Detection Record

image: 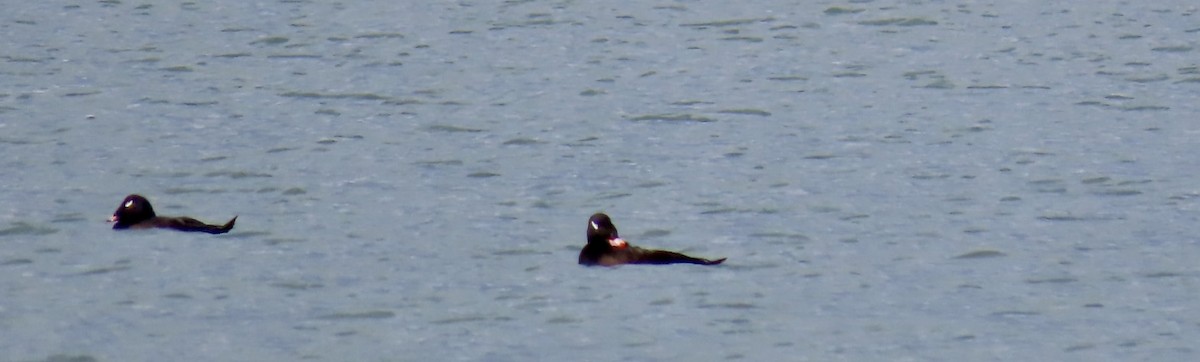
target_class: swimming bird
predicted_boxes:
[108,194,236,234]
[579,213,725,266]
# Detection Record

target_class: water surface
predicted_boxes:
[3,1,1199,361]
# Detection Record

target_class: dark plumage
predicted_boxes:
[108,194,236,234]
[579,213,725,266]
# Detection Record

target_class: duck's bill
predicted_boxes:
[107,215,118,223]
[608,237,628,249]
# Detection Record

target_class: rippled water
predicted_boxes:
[3,1,1199,361]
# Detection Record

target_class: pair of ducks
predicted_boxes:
[109,194,725,267]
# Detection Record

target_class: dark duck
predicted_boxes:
[108,194,236,234]
[579,213,725,266]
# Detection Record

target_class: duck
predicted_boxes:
[579,213,725,266]
[108,194,236,234]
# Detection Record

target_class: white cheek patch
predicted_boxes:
[125,200,134,208]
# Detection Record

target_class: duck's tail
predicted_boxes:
[212,216,237,234]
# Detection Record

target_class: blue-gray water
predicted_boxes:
[3,1,1199,361]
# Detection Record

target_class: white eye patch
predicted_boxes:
[590,221,599,230]
[124,200,135,208]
